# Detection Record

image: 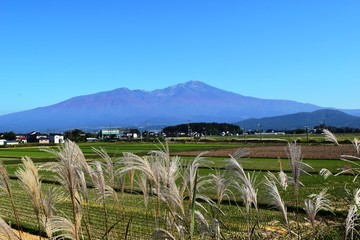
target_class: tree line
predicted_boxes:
[163,122,241,137]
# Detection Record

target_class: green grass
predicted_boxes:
[0,141,241,161]
[0,140,358,239]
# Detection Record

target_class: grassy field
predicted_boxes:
[0,136,359,239]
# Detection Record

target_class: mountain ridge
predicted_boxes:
[236,109,360,131]
[0,81,358,132]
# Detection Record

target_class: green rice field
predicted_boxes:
[0,137,359,239]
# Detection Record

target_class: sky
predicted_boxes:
[0,1,359,115]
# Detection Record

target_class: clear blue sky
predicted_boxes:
[0,1,359,115]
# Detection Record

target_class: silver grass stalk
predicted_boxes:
[119,152,163,216]
[346,205,359,240]
[42,188,59,217]
[264,175,289,228]
[226,156,247,180]
[209,171,233,205]
[41,187,62,238]
[93,147,122,235]
[118,152,158,185]
[159,171,185,219]
[304,188,333,227]
[47,216,77,240]
[319,168,333,179]
[233,179,258,214]
[136,172,149,209]
[77,170,89,203]
[15,156,42,239]
[352,138,360,155]
[278,159,288,190]
[119,149,182,220]
[286,141,313,193]
[345,188,360,239]
[151,228,176,240]
[232,147,250,160]
[42,139,90,174]
[41,140,88,240]
[286,141,308,237]
[267,171,288,191]
[287,141,302,192]
[266,171,279,183]
[195,210,210,239]
[339,155,360,181]
[278,171,288,190]
[355,188,360,208]
[149,140,176,188]
[341,155,360,162]
[92,147,117,187]
[0,217,20,240]
[90,161,115,204]
[15,157,42,217]
[210,218,221,240]
[0,161,24,240]
[172,223,186,240]
[195,210,221,240]
[182,152,211,205]
[0,161,12,198]
[90,161,115,239]
[322,129,339,146]
[226,157,258,212]
[118,152,163,218]
[181,152,215,229]
[168,156,182,186]
[150,160,163,195]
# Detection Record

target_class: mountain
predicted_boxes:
[0,81,357,132]
[236,109,360,131]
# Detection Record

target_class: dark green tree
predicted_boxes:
[64,129,86,142]
[3,132,16,140]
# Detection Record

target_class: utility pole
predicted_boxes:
[258,123,262,141]
[243,127,247,144]
[305,125,309,144]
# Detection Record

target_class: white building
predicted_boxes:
[0,140,19,146]
[49,134,65,144]
[6,140,19,146]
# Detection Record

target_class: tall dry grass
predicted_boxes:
[0,161,23,240]
[226,149,260,239]
[15,156,43,239]
[41,140,89,240]
[2,132,360,239]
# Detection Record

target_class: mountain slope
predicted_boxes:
[236,109,360,130]
[0,81,353,132]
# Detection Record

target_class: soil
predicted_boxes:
[174,144,358,160]
[13,229,48,240]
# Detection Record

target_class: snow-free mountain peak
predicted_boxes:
[0,81,358,132]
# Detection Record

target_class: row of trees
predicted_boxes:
[278,125,360,135]
[0,132,16,140]
[3,124,360,144]
[163,122,242,137]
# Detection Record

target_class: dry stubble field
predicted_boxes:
[175,143,356,159]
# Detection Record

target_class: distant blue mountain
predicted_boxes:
[236,109,360,131]
[0,81,358,132]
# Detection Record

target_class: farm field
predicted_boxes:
[0,135,360,239]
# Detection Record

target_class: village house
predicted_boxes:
[0,139,6,146]
[99,128,139,140]
[49,133,65,144]
[0,139,19,146]
[27,131,49,143]
[26,131,64,144]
